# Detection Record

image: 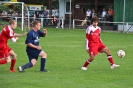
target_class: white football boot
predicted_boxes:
[81,67,88,70]
[111,64,120,69]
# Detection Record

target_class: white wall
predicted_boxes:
[118,25,133,32]
[59,0,65,17]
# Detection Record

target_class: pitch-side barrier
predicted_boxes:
[72,19,133,33]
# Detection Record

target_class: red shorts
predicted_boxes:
[0,45,11,59]
[88,42,106,56]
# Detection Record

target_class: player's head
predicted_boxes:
[32,20,41,30]
[9,19,17,29]
[91,17,99,27]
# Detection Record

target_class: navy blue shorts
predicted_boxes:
[26,49,42,61]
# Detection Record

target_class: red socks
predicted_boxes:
[107,55,114,66]
[83,60,90,67]
[0,60,7,64]
[10,59,16,70]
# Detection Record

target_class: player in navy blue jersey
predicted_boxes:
[18,20,48,72]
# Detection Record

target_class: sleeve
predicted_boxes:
[38,30,45,37]
[25,32,33,44]
[5,26,15,39]
[99,27,103,43]
[85,28,90,50]
[11,37,17,42]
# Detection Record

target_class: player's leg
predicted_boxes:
[18,55,36,72]
[81,46,98,70]
[18,50,40,72]
[0,57,11,64]
[101,47,120,69]
[0,49,11,64]
[39,50,48,72]
[81,54,95,70]
[19,58,36,72]
[9,50,17,72]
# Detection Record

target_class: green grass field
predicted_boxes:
[0,27,133,88]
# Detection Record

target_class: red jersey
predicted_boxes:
[0,25,15,58]
[0,25,15,45]
[86,25,101,50]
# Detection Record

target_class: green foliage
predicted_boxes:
[13,4,22,11]
[0,5,8,12]
[0,27,133,88]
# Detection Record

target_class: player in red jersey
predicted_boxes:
[81,17,120,70]
[0,19,27,72]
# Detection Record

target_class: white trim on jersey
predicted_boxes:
[86,25,101,34]
[8,25,14,37]
[11,37,17,42]
[86,38,89,50]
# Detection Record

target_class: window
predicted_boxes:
[65,1,72,14]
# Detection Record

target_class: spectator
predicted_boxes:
[56,16,65,28]
[42,8,49,26]
[86,9,91,25]
[101,8,107,26]
[54,9,59,18]
[101,9,107,21]
[7,9,13,16]
[91,9,97,19]
[34,8,40,20]
[51,16,58,26]
[1,10,7,16]
[12,11,18,17]
[108,8,114,26]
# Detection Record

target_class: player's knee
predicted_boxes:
[7,59,11,63]
[90,56,94,61]
[31,59,37,66]
[32,63,36,66]
[13,53,17,59]
[41,51,47,58]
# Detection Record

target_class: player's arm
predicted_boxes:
[86,33,89,52]
[11,37,18,42]
[39,29,47,37]
[86,28,90,53]
[14,32,27,37]
[43,29,47,37]
[27,43,41,50]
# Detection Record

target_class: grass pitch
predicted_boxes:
[0,27,133,88]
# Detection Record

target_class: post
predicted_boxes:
[69,0,72,29]
[41,18,44,27]
[61,18,64,29]
[22,2,24,31]
[126,23,128,32]
[122,0,126,32]
[73,19,75,29]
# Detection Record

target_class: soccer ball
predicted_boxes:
[117,50,125,58]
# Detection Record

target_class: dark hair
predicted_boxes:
[32,20,40,27]
[91,17,99,24]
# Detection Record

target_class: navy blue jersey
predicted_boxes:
[25,29,44,52]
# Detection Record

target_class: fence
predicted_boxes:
[0,15,65,31]
[72,19,133,33]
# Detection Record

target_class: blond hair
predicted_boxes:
[9,19,16,25]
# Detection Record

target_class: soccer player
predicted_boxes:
[81,17,120,70]
[0,19,27,72]
[18,20,48,72]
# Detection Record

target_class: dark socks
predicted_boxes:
[40,58,46,71]
[22,62,33,70]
